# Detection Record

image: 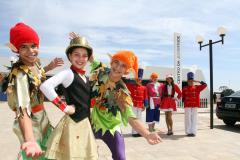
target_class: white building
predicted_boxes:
[0,56,210,103]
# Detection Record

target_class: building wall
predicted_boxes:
[0,56,209,102]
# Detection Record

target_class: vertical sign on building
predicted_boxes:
[174,32,182,90]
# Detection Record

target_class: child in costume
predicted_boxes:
[126,67,148,137]
[182,72,207,136]
[40,33,98,160]
[161,74,182,135]
[90,50,161,160]
[0,58,63,93]
[6,22,63,159]
[145,73,163,132]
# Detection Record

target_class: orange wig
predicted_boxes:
[111,50,138,79]
[150,72,159,80]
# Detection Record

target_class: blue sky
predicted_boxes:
[0,0,239,91]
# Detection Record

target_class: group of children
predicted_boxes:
[126,70,207,138]
[4,22,162,160]
[1,22,208,160]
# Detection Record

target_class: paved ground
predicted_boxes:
[1,101,240,160]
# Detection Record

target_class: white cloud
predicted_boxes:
[1,0,240,90]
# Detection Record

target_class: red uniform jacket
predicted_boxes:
[182,83,207,108]
[126,83,148,108]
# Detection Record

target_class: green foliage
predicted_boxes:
[221,89,235,97]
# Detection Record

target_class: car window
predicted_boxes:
[230,91,240,97]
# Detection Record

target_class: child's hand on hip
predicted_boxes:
[64,105,75,115]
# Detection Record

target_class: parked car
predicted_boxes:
[216,91,240,126]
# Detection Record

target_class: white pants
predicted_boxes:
[184,107,198,135]
[132,107,143,134]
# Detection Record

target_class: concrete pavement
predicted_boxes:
[1,101,240,160]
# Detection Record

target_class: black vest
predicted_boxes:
[64,70,90,122]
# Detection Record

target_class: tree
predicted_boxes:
[221,89,235,97]
[219,85,228,92]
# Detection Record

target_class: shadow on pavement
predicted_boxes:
[214,124,240,133]
[160,134,186,140]
[123,133,135,138]
[122,133,187,140]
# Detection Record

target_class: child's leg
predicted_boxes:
[146,108,154,131]
[168,111,173,132]
[165,111,170,131]
[133,108,142,135]
[184,108,191,134]
[137,108,142,121]
[153,106,160,130]
[97,130,126,160]
[191,108,198,135]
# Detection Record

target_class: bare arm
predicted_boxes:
[18,109,35,142]
[129,117,150,138]
[115,88,162,144]
[128,117,162,145]
[43,57,64,73]
[14,72,42,158]
[18,109,42,158]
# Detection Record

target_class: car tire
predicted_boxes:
[223,120,236,126]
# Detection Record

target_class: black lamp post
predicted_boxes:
[196,27,226,129]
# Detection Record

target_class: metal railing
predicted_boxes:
[177,98,208,108]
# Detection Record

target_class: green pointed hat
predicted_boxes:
[65,36,93,59]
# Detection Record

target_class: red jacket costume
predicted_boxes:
[127,83,148,108]
[146,82,163,108]
[161,84,182,111]
[182,82,207,108]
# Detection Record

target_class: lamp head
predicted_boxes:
[217,27,226,36]
[196,35,204,44]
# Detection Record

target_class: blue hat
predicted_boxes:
[138,68,144,80]
[187,72,194,80]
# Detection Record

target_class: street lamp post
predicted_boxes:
[196,27,226,129]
